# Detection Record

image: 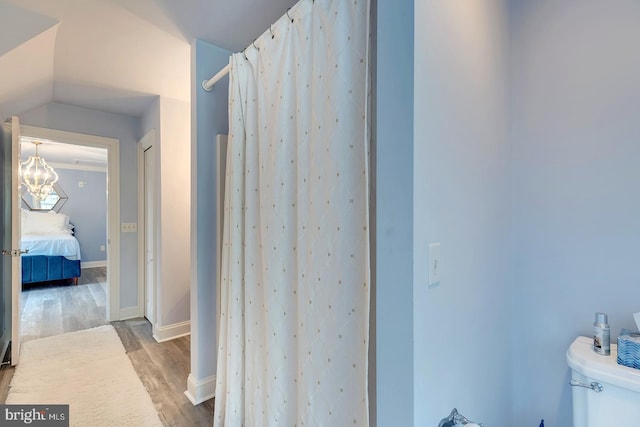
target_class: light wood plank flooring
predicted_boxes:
[113,318,214,426]
[0,268,214,426]
[21,267,108,344]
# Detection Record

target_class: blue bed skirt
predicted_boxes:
[22,255,81,285]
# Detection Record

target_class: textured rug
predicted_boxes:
[6,325,162,427]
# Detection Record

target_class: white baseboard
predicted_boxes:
[119,306,142,320]
[152,320,190,343]
[184,373,216,405]
[81,261,107,269]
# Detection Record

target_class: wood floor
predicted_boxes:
[0,268,214,426]
[21,267,108,343]
[112,318,214,426]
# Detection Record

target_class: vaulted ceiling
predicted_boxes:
[0,0,298,119]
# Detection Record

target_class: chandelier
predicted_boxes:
[19,141,59,201]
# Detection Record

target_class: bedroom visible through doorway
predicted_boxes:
[17,129,116,343]
[20,135,108,342]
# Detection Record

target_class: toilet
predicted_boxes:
[567,336,640,426]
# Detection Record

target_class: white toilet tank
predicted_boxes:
[567,336,640,426]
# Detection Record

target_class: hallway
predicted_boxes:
[0,268,213,426]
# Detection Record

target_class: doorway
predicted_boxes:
[19,125,121,325]
[19,136,109,342]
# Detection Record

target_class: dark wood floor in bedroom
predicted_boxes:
[0,268,214,426]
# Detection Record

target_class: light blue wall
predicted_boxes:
[510,1,640,424]
[375,0,414,426]
[141,97,160,138]
[191,39,230,382]
[55,168,107,263]
[413,1,512,426]
[19,102,140,308]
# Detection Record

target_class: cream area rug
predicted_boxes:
[6,325,162,427]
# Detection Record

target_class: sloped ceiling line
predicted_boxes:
[0,0,299,118]
[0,23,59,118]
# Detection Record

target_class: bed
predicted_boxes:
[20,209,81,286]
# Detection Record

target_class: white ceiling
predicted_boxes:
[0,0,298,119]
[21,136,107,167]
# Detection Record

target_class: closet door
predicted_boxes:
[143,144,155,324]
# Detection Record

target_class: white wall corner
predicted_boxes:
[184,373,216,406]
[152,320,190,343]
[119,306,142,320]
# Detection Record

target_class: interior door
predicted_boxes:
[8,117,21,365]
[144,145,155,323]
[0,120,11,361]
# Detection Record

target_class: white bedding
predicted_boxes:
[21,232,82,261]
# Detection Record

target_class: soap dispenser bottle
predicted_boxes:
[593,312,611,356]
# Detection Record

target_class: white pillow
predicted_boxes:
[48,210,70,228]
[22,211,68,234]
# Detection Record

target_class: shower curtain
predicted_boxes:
[214,0,370,426]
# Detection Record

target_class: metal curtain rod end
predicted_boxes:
[201,80,213,92]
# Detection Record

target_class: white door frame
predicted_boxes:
[215,135,227,354]
[20,125,121,321]
[137,130,156,325]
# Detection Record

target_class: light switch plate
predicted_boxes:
[121,222,137,233]
[428,242,441,286]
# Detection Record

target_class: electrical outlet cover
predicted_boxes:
[428,242,441,286]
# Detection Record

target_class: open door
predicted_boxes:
[1,116,23,366]
[0,120,11,361]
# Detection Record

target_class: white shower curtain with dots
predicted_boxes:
[214,0,370,426]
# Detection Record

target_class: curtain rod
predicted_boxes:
[202,3,303,92]
[202,63,230,92]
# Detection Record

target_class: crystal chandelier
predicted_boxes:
[19,141,59,201]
